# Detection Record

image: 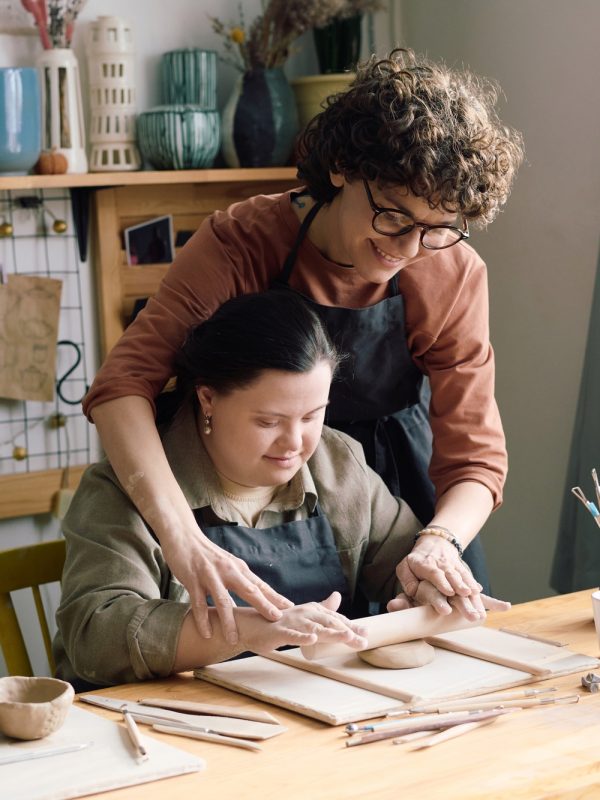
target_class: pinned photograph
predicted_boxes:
[124,216,175,266]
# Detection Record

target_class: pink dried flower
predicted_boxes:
[21,0,87,49]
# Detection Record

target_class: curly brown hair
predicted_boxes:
[296,49,524,225]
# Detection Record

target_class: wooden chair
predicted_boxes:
[0,539,66,676]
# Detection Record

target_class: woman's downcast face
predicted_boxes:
[197,361,333,489]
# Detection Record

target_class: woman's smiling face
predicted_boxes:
[197,361,332,489]
[313,173,461,283]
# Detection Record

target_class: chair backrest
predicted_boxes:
[0,539,66,676]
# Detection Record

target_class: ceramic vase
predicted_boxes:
[137,105,220,170]
[161,49,217,108]
[36,48,87,173]
[291,73,355,131]
[0,67,41,175]
[313,14,363,73]
[221,68,299,168]
[86,15,141,172]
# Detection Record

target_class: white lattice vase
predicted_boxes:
[37,48,88,173]
[86,16,141,172]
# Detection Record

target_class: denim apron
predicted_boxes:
[272,197,490,592]
[195,505,353,615]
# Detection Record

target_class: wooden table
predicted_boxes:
[81,590,600,800]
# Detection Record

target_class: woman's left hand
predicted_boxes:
[396,534,481,604]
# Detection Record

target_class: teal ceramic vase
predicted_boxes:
[0,67,41,175]
[221,67,299,168]
[137,105,221,170]
[161,49,217,109]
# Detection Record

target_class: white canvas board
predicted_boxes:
[0,704,204,800]
[195,658,402,725]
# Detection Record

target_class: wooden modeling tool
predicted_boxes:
[403,686,558,715]
[139,697,279,724]
[121,704,148,761]
[345,708,513,747]
[152,723,262,751]
[407,715,499,750]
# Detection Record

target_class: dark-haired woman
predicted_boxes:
[54,292,509,687]
[82,50,524,643]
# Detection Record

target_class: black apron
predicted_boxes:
[195,504,353,616]
[272,197,490,593]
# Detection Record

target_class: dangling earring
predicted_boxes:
[202,413,212,435]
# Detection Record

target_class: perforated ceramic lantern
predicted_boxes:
[86,16,141,171]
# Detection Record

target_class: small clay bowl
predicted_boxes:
[0,676,74,740]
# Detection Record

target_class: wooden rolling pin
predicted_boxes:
[301,605,481,661]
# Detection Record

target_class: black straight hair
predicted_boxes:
[158,290,341,423]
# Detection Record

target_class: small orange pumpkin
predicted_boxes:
[34,150,68,175]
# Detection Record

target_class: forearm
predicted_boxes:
[427,480,494,549]
[174,608,262,670]
[91,396,197,542]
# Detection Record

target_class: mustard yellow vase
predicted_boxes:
[290,73,355,132]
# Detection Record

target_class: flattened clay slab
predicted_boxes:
[358,640,435,669]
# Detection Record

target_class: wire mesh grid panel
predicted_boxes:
[0,188,101,477]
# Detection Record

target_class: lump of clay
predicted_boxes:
[358,639,435,669]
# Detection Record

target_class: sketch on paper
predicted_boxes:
[0,275,62,402]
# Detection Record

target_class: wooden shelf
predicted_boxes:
[0,465,88,520]
[0,167,298,192]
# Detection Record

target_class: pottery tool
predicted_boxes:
[402,686,558,715]
[121,704,148,761]
[581,673,600,693]
[407,715,499,750]
[138,697,279,724]
[498,629,566,647]
[392,693,580,716]
[391,730,433,746]
[0,741,91,766]
[79,695,285,740]
[571,485,600,528]
[152,723,262,751]
[345,708,513,747]
[301,604,481,661]
[347,707,510,734]
[593,468,600,509]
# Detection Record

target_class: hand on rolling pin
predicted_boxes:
[242,592,368,655]
[395,533,486,620]
[387,580,510,620]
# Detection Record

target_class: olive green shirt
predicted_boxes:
[53,404,421,687]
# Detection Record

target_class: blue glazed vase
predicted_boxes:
[137,105,221,170]
[0,67,41,175]
[221,68,299,168]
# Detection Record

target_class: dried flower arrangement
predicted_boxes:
[210,0,384,71]
[20,0,87,49]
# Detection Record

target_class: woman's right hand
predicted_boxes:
[241,592,369,655]
[160,526,294,644]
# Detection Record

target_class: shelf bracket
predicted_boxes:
[69,187,92,262]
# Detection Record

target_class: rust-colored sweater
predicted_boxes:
[83,190,507,507]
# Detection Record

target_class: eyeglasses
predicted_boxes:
[362,180,469,250]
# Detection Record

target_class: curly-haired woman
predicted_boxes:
[82,49,524,644]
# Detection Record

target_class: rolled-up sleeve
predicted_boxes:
[54,464,190,686]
